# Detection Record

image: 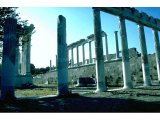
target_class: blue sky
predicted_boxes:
[17,7,160,68]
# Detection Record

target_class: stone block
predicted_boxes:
[140,12,149,21]
[131,8,140,18]
[155,18,160,28]
[123,7,132,16]
[148,16,156,24]
[15,74,33,88]
[75,77,96,87]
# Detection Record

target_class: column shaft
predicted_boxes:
[57,15,69,95]
[15,39,20,75]
[82,43,85,65]
[76,46,79,66]
[138,24,151,86]
[1,18,17,100]
[71,48,74,67]
[114,31,120,59]
[119,16,133,89]
[89,41,93,63]
[50,60,52,71]
[104,33,109,61]
[21,41,27,75]
[26,36,31,75]
[93,8,107,92]
[153,29,160,81]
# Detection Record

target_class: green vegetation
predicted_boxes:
[15,87,57,97]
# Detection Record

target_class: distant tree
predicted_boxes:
[46,66,50,71]
[30,63,36,75]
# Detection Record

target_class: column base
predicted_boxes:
[143,82,151,87]
[57,83,70,96]
[123,84,133,89]
[1,86,16,101]
[95,88,107,93]
[95,84,107,93]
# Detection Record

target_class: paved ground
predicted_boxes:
[1,85,160,112]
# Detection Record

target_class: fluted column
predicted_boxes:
[82,43,85,65]
[93,8,107,92]
[104,33,109,61]
[1,18,17,100]
[57,15,69,95]
[114,31,120,59]
[138,24,151,86]
[89,41,93,63]
[76,46,79,66]
[152,29,160,81]
[119,16,133,89]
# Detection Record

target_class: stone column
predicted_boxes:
[71,47,74,67]
[93,8,107,92]
[76,46,79,66]
[56,55,57,68]
[138,24,151,86]
[89,41,93,63]
[82,43,85,65]
[152,29,160,81]
[26,35,32,76]
[15,37,20,75]
[14,37,20,87]
[21,41,27,75]
[119,16,133,89]
[103,32,109,61]
[57,15,69,95]
[1,18,17,100]
[114,31,120,59]
[50,60,52,71]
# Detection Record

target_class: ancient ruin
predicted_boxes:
[1,18,17,100]
[15,24,35,87]
[44,7,160,93]
[57,15,69,95]
[1,7,160,101]
[0,16,35,100]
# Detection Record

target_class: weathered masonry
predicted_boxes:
[93,7,160,89]
[1,17,35,100]
[15,24,35,87]
[55,7,160,93]
[67,31,120,67]
[57,15,69,95]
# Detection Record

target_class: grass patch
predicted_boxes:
[15,88,57,97]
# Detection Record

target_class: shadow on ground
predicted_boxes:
[0,93,160,112]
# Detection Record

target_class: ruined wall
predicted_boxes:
[35,48,158,87]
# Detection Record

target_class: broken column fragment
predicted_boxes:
[57,15,69,95]
[1,18,17,100]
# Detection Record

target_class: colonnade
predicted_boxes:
[2,7,160,99]
[67,30,120,68]
[93,7,160,91]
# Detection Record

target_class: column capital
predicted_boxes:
[114,31,118,33]
[92,7,100,12]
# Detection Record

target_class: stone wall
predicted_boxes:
[35,48,158,87]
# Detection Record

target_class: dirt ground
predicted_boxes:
[1,85,160,112]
